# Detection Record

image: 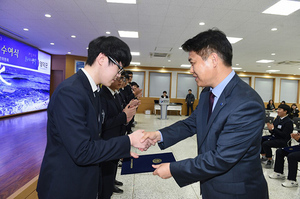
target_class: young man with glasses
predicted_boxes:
[37,36,152,199]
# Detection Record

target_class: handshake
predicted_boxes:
[128,129,161,156]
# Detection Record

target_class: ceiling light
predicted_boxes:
[268,66,271,68]
[106,31,111,34]
[262,0,300,16]
[86,47,89,50]
[106,0,136,4]
[45,14,51,18]
[266,69,280,73]
[131,52,140,56]
[50,43,54,45]
[118,31,138,38]
[71,35,76,38]
[168,60,171,62]
[23,28,29,31]
[180,64,191,68]
[227,37,243,44]
[271,53,276,56]
[271,28,277,31]
[199,22,205,26]
[130,62,140,65]
[236,64,239,66]
[68,52,71,54]
[179,47,182,50]
[256,59,274,63]
[232,67,242,70]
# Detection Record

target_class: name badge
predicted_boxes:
[277,124,282,129]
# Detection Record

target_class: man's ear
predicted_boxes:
[211,52,218,67]
[96,53,106,66]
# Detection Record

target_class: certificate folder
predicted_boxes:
[283,145,300,153]
[121,152,176,175]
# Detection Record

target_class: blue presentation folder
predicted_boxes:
[121,152,176,175]
[283,145,300,153]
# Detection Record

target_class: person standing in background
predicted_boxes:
[185,89,195,116]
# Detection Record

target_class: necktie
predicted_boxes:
[208,91,215,121]
[114,93,123,110]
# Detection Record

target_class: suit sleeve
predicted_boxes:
[158,108,197,149]
[51,86,131,165]
[169,100,264,187]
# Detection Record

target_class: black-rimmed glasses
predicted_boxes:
[108,56,124,74]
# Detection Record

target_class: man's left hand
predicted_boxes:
[152,163,172,179]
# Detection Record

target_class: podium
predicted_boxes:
[159,98,169,120]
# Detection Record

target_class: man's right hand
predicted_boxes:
[140,131,161,145]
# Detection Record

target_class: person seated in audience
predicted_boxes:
[261,104,293,168]
[269,133,300,188]
[161,91,168,98]
[266,99,275,111]
[289,103,299,119]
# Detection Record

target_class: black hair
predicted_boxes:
[130,81,139,88]
[86,36,132,67]
[188,89,192,91]
[278,104,291,114]
[163,91,167,94]
[181,28,232,66]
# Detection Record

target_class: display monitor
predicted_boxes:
[0,33,51,117]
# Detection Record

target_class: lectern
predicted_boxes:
[159,98,169,120]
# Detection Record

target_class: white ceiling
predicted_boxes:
[1,0,300,75]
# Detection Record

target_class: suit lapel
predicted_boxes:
[198,74,240,147]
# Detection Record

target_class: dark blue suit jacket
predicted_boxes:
[37,70,131,199]
[159,74,269,199]
[101,86,127,139]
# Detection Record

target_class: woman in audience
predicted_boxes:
[289,103,299,119]
[266,99,275,111]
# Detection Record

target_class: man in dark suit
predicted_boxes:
[142,29,268,198]
[37,36,151,199]
[99,77,139,198]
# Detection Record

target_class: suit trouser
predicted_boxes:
[99,159,118,199]
[261,136,288,158]
[274,148,300,181]
[187,103,193,115]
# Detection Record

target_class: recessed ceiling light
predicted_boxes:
[131,52,140,56]
[256,59,274,63]
[86,47,89,50]
[227,37,243,44]
[106,31,111,34]
[45,14,51,18]
[71,35,76,38]
[236,64,239,66]
[118,31,138,38]
[199,22,205,26]
[232,67,242,70]
[271,53,276,56]
[268,66,271,68]
[50,43,54,45]
[271,28,277,31]
[130,62,140,65]
[179,47,182,50]
[262,0,300,16]
[266,69,280,73]
[106,0,136,4]
[168,60,171,62]
[180,64,191,68]
[23,28,29,31]
[68,52,71,54]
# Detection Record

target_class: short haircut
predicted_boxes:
[278,104,291,114]
[181,28,232,67]
[126,70,133,75]
[163,91,167,94]
[188,89,192,91]
[130,81,139,88]
[86,36,132,67]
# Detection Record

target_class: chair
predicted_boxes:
[292,117,300,131]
